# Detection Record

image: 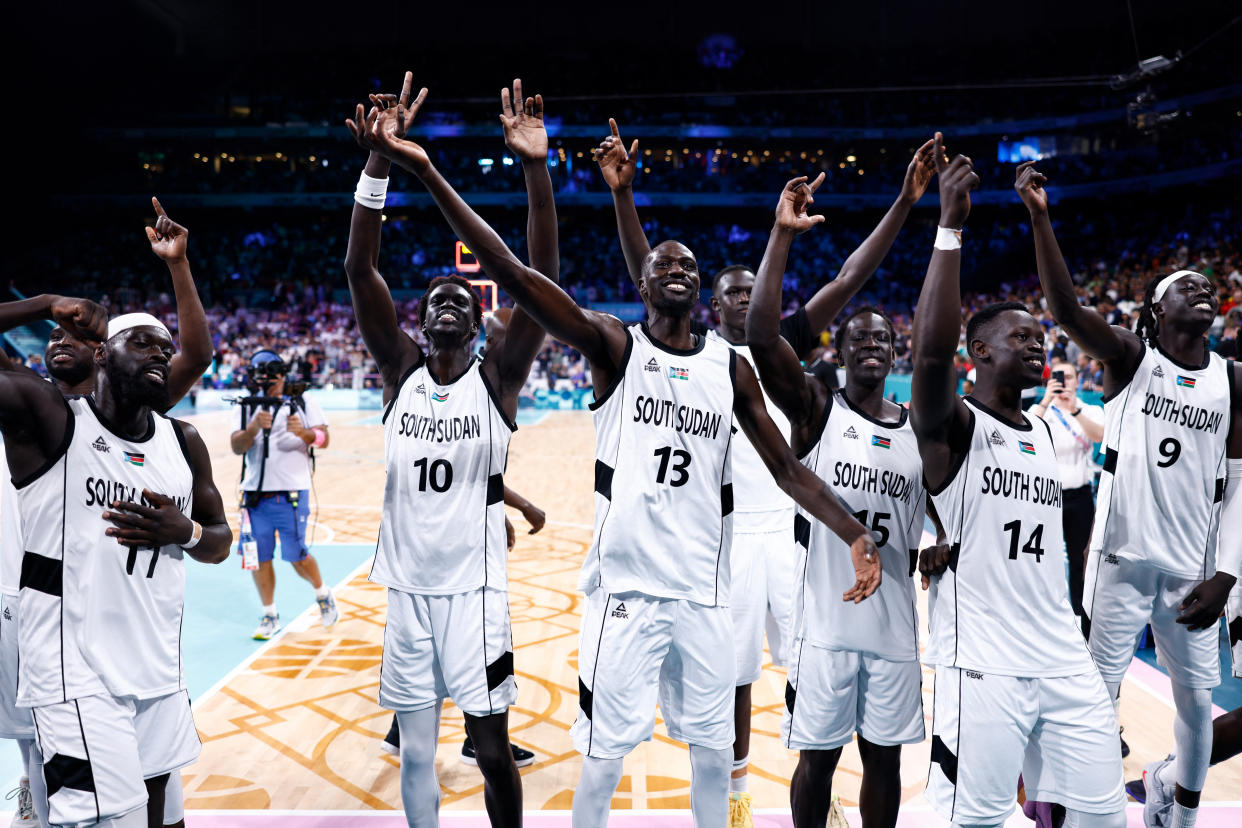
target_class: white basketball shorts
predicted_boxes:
[730,527,796,683]
[0,591,34,740]
[572,589,735,758]
[32,691,200,827]
[782,640,924,750]
[1084,553,1221,689]
[1228,583,1241,681]
[379,587,517,717]
[926,666,1125,824]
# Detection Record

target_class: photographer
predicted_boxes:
[230,349,337,639]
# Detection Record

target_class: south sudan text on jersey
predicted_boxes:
[1140,394,1226,433]
[830,461,917,506]
[395,412,482,442]
[980,465,1063,507]
[632,395,724,440]
[85,476,190,511]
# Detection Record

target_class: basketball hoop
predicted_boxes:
[470,279,499,317]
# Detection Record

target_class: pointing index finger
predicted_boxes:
[151,196,166,218]
[609,117,620,140]
[933,132,947,173]
[399,71,413,109]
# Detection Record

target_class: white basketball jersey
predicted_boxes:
[926,398,1093,677]
[1091,345,1231,579]
[17,396,194,705]
[0,443,21,596]
[582,324,737,606]
[793,392,925,661]
[706,331,794,532]
[371,357,514,595]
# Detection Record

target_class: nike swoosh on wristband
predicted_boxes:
[370,192,383,197]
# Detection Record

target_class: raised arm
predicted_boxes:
[342,75,423,390]
[145,198,212,405]
[594,119,650,288]
[1015,162,1142,371]
[747,175,826,424]
[732,357,880,601]
[910,133,976,488]
[802,140,936,334]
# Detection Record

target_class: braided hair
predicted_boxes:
[1133,274,1164,347]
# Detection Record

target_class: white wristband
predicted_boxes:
[355,172,389,210]
[181,520,203,550]
[934,226,963,251]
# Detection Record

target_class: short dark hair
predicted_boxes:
[711,264,753,293]
[416,275,484,329]
[966,301,1030,351]
[834,306,895,349]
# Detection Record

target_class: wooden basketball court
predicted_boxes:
[177,407,1242,815]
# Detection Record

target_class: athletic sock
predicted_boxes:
[730,755,748,793]
[1171,803,1197,828]
[689,744,731,828]
[1170,682,1212,793]
[315,585,330,599]
[262,603,277,617]
[397,704,443,826]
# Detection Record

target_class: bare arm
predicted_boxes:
[732,357,880,601]
[145,198,212,405]
[0,369,72,482]
[180,422,232,563]
[802,140,936,334]
[503,485,546,534]
[594,119,649,287]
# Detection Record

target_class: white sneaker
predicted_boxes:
[317,592,339,628]
[6,776,36,826]
[1142,755,1176,828]
[252,613,281,640]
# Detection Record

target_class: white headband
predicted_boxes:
[107,313,171,341]
[1151,270,1203,304]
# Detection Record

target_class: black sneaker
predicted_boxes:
[1125,778,1146,803]
[461,736,535,768]
[380,715,400,756]
[1120,734,1130,759]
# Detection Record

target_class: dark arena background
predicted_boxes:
[3,1,1240,826]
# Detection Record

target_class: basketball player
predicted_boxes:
[343,75,558,826]
[912,135,1125,827]
[1016,162,1241,828]
[0,200,213,828]
[596,125,936,822]
[353,76,881,828]
[746,174,927,828]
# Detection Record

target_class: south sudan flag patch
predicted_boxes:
[871,435,891,449]
[1176,375,1196,388]
[431,391,449,402]
[1018,441,1036,456]
[123,451,145,467]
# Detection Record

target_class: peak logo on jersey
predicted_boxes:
[92,436,110,453]
[988,429,1007,447]
[1176,375,1196,389]
[1152,364,1165,378]
[2,607,9,622]
[1018,441,1036,455]
[668,366,689,381]
[871,435,891,449]
[123,451,145,467]
[414,384,426,396]
[965,670,984,680]
[1104,553,1120,565]
[843,426,859,440]
[431,391,450,402]
[611,602,629,619]
[644,358,660,373]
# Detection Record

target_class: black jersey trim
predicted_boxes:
[168,418,194,475]
[13,397,75,490]
[1155,338,1211,372]
[588,329,633,412]
[1102,448,1119,474]
[381,359,423,425]
[20,552,63,597]
[930,734,958,786]
[594,461,614,501]
[85,395,155,443]
[963,396,1032,432]
[728,348,738,393]
[784,680,797,715]
[640,322,707,356]
[44,751,95,798]
[794,513,811,549]
[479,367,518,433]
[486,650,514,692]
[796,390,835,461]
[839,389,909,429]
[487,473,505,505]
[925,408,975,497]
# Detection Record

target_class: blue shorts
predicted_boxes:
[246,491,310,563]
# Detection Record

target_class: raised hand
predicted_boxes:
[901,138,938,205]
[345,71,431,174]
[934,131,979,229]
[103,489,194,549]
[774,174,827,235]
[593,118,640,191]
[47,295,107,343]
[145,197,189,262]
[844,534,882,603]
[500,78,548,162]
[1014,160,1049,216]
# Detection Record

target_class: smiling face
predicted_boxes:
[420,282,479,344]
[709,268,753,332]
[839,312,895,384]
[970,309,1046,389]
[1154,272,1218,336]
[44,325,96,387]
[100,325,175,411]
[640,241,700,316]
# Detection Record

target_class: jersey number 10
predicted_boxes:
[413,458,454,492]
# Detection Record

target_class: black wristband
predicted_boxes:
[1071,407,1082,416]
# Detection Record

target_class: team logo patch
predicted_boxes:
[414,383,426,396]
[611,602,629,619]
[1152,364,1165,378]
[988,429,1007,447]
[1018,440,1036,456]
[843,426,858,440]
[122,451,145,467]
[668,366,689,381]
[431,391,449,402]
[644,358,660,373]
[1176,375,1196,388]
[91,436,110,453]
[965,670,984,680]
[871,435,891,449]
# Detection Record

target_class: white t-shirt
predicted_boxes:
[1037,400,1104,489]
[238,396,327,492]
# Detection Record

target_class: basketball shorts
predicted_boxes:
[782,640,924,750]
[926,666,1125,824]
[0,591,34,740]
[1084,553,1221,689]
[379,587,516,717]
[572,589,735,759]
[246,491,310,563]
[730,526,796,683]
[1228,583,1242,681]
[32,691,201,827]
